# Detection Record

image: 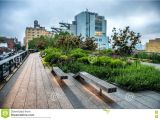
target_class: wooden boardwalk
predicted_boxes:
[0,53,160,109]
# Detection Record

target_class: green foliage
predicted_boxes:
[28,36,49,50]
[40,30,160,92]
[59,61,160,92]
[81,37,97,51]
[43,47,62,63]
[110,59,125,68]
[92,56,124,68]
[77,56,90,64]
[28,31,98,52]
[134,52,160,63]
[44,52,61,63]
[97,49,113,56]
[59,55,68,61]
[69,48,88,59]
[110,26,141,56]
[113,63,160,91]
[56,32,82,53]
[44,47,60,55]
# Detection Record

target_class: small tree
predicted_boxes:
[81,37,97,51]
[28,36,48,50]
[110,26,141,56]
[56,32,82,53]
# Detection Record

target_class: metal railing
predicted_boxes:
[0,51,28,81]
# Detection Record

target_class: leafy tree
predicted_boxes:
[110,26,141,55]
[15,43,21,51]
[28,36,48,50]
[28,39,36,49]
[56,32,82,53]
[81,37,97,51]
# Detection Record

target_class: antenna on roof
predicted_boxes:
[86,8,88,12]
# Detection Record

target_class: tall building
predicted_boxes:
[73,10,108,49]
[25,20,53,49]
[57,10,109,49]
[146,38,160,52]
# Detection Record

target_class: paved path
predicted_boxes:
[0,53,160,109]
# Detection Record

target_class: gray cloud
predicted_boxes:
[0,0,160,45]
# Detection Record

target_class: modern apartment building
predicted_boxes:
[146,38,160,52]
[24,20,52,49]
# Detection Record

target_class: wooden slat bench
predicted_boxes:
[52,67,68,80]
[73,72,117,95]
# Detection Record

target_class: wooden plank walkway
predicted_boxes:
[0,53,160,109]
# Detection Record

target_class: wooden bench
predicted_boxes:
[73,72,117,95]
[52,67,68,80]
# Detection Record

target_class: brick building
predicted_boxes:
[0,37,17,54]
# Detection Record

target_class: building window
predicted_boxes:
[99,38,102,42]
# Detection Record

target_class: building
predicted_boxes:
[72,10,108,49]
[25,20,53,49]
[53,10,109,49]
[146,38,160,52]
[0,37,17,54]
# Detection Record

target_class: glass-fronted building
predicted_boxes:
[71,10,109,49]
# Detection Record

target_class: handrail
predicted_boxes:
[0,51,29,81]
[0,51,27,65]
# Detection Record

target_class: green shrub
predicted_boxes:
[59,61,160,92]
[59,55,68,61]
[77,56,89,64]
[44,51,61,63]
[44,47,60,55]
[69,48,88,59]
[92,56,124,68]
[111,63,160,91]
[133,52,160,63]
[98,49,113,55]
[93,56,111,66]
[110,59,124,68]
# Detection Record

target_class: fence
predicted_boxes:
[0,51,28,81]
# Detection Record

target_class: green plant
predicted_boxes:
[110,59,124,68]
[81,37,97,50]
[77,56,89,64]
[58,61,160,92]
[92,56,124,68]
[69,48,88,59]
[133,52,160,63]
[44,49,62,63]
[98,49,113,56]
[110,26,141,55]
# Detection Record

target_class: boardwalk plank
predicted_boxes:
[24,58,36,109]
[2,55,32,108]
[12,55,34,108]
[36,57,49,109]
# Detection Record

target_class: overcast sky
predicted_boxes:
[0,0,160,45]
